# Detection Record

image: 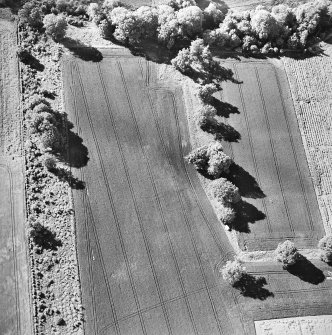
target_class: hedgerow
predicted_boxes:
[91,0,331,54]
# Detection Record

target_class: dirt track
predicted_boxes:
[219,61,324,251]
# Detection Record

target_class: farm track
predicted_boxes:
[220,61,323,251]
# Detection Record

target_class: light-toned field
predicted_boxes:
[0,15,21,156]
[283,45,332,237]
[255,315,332,335]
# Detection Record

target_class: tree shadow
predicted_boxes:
[187,64,242,86]
[211,97,240,118]
[56,112,89,169]
[52,166,85,190]
[30,223,62,251]
[19,51,45,71]
[287,255,325,285]
[227,163,265,199]
[127,40,178,64]
[200,120,241,142]
[231,200,266,233]
[67,131,89,168]
[234,274,274,300]
[61,37,103,62]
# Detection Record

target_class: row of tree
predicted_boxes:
[89,0,332,53]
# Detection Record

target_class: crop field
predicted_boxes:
[63,51,332,335]
[0,18,21,156]
[218,61,325,251]
[283,47,332,235]
[0,160,32,335]
[63,52,250,335]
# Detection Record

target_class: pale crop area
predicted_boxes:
[283,44,332,235]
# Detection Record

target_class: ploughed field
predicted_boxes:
[63,52,246,335]
[219,61,324,251]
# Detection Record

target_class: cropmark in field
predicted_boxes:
[63,51,247,335]
[218,61,324,251]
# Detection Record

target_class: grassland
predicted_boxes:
[217,60,324,251]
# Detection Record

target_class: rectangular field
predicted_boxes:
[63,53,246,335]
[219,61,324,251]
[0,160,32,335]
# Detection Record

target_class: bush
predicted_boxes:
[43,14,68,40]
[19,0,44,28]
[216,203,235,225]
[194,105,218,131]
[42,153,57,171]
[176,5,203,38]
[185,145,209,170]
[203,2,228,30]
[40,126,62,150]
[207,177,241,205]
[172,38,215,75]
[318,235,332,263]
[197,83,218,103]
[166,0,197,10]
[99,19,113,39]
[207,144,232,177]
[186,141,232,178]
[275,240,300,268]
[221,259,246,286]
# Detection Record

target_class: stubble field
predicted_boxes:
[218,60,324,251]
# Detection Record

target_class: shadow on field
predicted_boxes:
[52,167,86,190]
[61,37,103,62]
[211,97,240,118]
[201,120,241,142]
[67,131,89,168]
[54,113,88,189]
[234,274,274,300]
[231,200,266,233]
[287,255,325,285]
[227,164,265,199]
